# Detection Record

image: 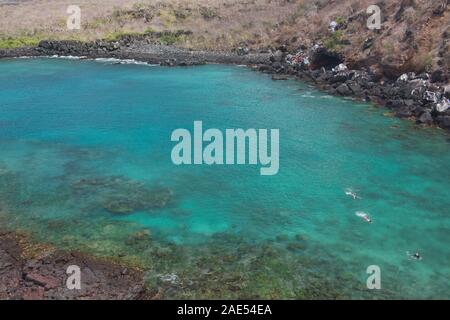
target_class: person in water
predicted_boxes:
[355,211,372,223]
[412,251,422,260]
[345,189,360,200]
[406,250,422,261]
[348,192,357,200]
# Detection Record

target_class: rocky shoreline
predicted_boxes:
[261,46,450,132]
[0,39,271,66]
[1,39,449,132]
[0,229,153,300]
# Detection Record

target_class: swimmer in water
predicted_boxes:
[345,189,360,200]
[407,251,422,261]
[355,211,372,223]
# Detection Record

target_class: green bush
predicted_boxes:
[335,16,346,25]
[324,30,344,50]
[159,33,184,45]
[0,36,42,49]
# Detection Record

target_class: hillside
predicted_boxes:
[0,0,449,79]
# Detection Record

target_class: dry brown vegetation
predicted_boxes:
[0,0,298,49]
[0,0,449,75]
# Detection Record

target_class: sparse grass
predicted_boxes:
[159,9,177,28]
[383,42,394,55]
[103,30,142,41]
[85,17,108,29]
[173,7,191,20]
[199,6,219,20]
[103,28,188,45]
[413,52,434,73]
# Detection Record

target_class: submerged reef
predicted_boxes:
[72,177,173,214]
[0,155,447,299]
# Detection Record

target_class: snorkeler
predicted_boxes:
[407,251,422,261]
[345,188,360,200]
[355,211,372,223]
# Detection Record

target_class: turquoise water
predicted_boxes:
[0,58,449,299]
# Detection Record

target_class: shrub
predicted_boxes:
[324,30,344,50]
[159,33,186,45]
[0,36,42,49]
[335,16,346,25]
[199,6,219,20]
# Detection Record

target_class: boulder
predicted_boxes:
[417,111,433,125]
[397,72,415,83]
[431,70,445,83]
[329,74,349,84]
[436,98,450,113]
[362,37,374,50]
[387,100,406,108]
[348,82,363,95]
[412,105,426,116]
[270,50,284,63]
[424,91,439,103]
[332,63,348,72]
[444,85,450,99]
[38,40,53,50]
[336,84,352,96]
[258,64,272,73]
[436,116,450,129]
[395,107,413,118]
[24,272,61,290]
[236,47,250,56]
[271,61,283,70]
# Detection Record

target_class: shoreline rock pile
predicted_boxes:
[259,44,450,131]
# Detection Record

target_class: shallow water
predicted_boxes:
[0,58,449,299]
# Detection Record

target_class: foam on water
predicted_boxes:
[94,57,157,66]
[0,58,449,299]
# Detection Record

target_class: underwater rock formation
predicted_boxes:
[103,188,172,214]
[71,176,172,215]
